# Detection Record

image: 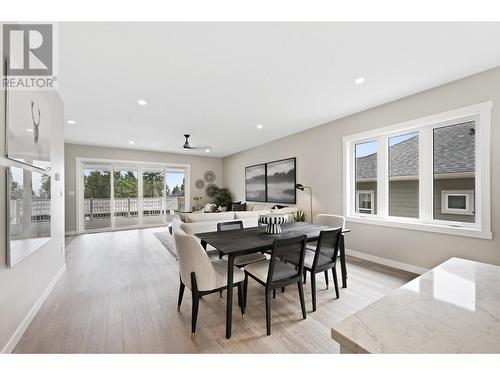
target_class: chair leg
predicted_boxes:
[191,290,199,340]
[311,272,317,312]
[324,270,329,290]
[265,289,272,336]
[238,282,245,317]
[273,289,276,299]
[281,287,285,293]
[219,290,222,298]
[297,281,307,319]
[177,279,185,311]
[332,267,339,299]
[243,274,248,309]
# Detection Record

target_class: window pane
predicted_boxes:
[114,167,139,227]
[142,169,165,225]
[166,171,186,213]
[83,167,111,230]
[433,121,475,222]
[389,132,419,218]
[355,140,377,214]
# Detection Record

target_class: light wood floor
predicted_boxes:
[14,227,416,353]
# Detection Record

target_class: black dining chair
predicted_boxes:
[243,235,307,335]
[303,228,342,311]
[217,221,267,266]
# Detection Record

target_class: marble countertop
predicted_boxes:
[331,257,500,353]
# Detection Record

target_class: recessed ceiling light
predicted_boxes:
[137,99,147,106]
[354,77,365,85]
[128,140,135,145]
[205,149,211,153]
[256,124,263,129]
[67,120,76,125]
[26,128,34,133]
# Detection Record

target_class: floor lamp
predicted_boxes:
[296,184,313,223]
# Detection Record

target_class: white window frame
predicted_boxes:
[343,101,492,240]
[441,190,474,215]
[356,190,375,214]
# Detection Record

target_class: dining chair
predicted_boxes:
[303,213,345,286]
[217,220,268,266]
[303,228,342,311]
[175,229,245,339]
[243,235,307,335]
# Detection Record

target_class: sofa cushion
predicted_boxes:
[234,210,272,219]
[180,217,259,235]
[184,212,235,223]
[231,202,246,212]
[247,203,270,211]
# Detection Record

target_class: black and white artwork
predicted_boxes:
[266,158,296,204]
[6,89,51,170]
[7,166,51,268]
[245,164,266,202]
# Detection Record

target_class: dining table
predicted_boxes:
[195,221,350,339]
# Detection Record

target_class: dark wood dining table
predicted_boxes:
[195,222,350,339]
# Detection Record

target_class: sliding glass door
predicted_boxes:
[80,162,187,232]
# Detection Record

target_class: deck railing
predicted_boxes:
[84,196,185,220]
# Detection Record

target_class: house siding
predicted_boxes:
[389,180,419,218]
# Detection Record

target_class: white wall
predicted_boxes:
[0,71,66,350]
[223,66,500,270]
[64,143,223,232]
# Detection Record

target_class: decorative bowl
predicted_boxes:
[258,214,289,234]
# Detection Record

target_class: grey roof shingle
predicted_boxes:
[356,121,475,179]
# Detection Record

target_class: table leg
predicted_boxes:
[226,254,234,339]
[340,234,347,288]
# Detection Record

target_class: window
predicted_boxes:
[343,101,492,239]
[441,190,474,215]
[356,190,374,214]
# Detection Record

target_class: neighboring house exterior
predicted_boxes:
[355,121,476,223]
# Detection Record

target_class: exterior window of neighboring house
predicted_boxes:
[441,190,474,215]
[355,140,378,214]
[343,102,491,239]
[356,190,374,214]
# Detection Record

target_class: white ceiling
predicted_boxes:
[59,22,500,157]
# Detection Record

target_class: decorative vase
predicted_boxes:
[258,214,289,234]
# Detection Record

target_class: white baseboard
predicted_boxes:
[1,263,67,353]
[346,249,428,275]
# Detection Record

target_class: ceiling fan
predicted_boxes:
[181,134,211,152]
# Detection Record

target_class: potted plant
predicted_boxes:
[213,188,232,211]
[293,210,307,222]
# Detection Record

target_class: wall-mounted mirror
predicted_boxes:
[7,166,51,268]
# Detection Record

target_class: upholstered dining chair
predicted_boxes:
[303,228,342,311]
[314,213,345,229]
[303,214,345,286]
[217,220,267,266]
[243,235,307,335]
[175,229,245,339]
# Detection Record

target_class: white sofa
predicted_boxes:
[171,206,299,254]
